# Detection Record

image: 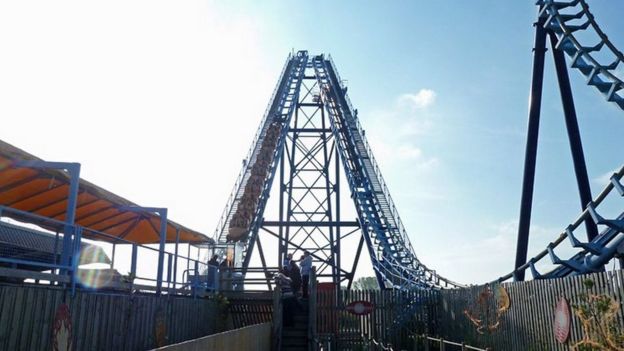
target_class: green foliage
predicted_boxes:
[352,276,379,290]
[571,280,624,351]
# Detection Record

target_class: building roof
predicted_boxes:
[0,220,110,266]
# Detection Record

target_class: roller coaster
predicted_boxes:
[212,0,624,291]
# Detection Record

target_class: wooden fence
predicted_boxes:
[438,269,624,351]
[0,283,219,351]
[316,288,438,350]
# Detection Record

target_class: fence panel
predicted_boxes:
[438,269,624,351]
[0,284,218,350]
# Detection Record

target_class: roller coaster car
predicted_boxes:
[261,139,278,151]
[254,158,271,170]
[244,181,262,196]
[259,144,276,157]
[227,226,248,242]
[251,163,269,177]
[248,174,265,186]
[239,195,258,212]
[256,154,273,167]
[263,135,278,147]
[266,126,280,137]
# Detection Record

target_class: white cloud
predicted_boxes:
[361,89,440,171]
[593,168,619,188]
[395,145,422,159]
[398,89,437,109]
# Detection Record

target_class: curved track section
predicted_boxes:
[539,0,624,110]
[498,165,624,283]
[318,55,463,289]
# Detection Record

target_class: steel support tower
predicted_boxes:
[213,51,461,290]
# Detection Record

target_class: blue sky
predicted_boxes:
[1,1,623,284]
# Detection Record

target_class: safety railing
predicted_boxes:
[326,55,463,289]
[212,54,294,243]
[360,333,394,350]
[497,164,624,282]
[410,334,490,351]
[0,205,218,296]
[313,334,333,351]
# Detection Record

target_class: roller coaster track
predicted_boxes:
[212,51,462,289]
[539,0,624,110]
[498,165,624,282]
[315,55,463,289]
[212,2,624,291]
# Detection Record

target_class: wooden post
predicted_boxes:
[423,335,429,351]
[439,338,445,351]
[461,342,467,351]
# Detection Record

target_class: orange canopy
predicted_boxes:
[0,140,212,245]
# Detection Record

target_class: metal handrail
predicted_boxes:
[212,54,293,242]
[326,55,463,289]
[0,205,211,293]
[410,334,491,351]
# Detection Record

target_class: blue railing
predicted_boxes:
[0,205,219,296]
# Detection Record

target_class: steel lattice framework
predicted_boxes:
[213,51,461,290]
[212,1,624,291]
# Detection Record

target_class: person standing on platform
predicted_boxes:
[208,255,219,267]
[283,252,293,268]
[283,252,293,276]
[275,269,295,326]
[288,259,302,295]
[299,251,312,298]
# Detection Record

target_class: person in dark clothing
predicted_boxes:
[220,258,229,267]
[275,270,295,326]
[288,259,302,295]
[208,255,219,267]
[299,251,312,298]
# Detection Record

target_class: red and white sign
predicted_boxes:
[345,300,374,316]
[553,297,571,343]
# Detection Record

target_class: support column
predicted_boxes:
[156,208,168,295]
[549,31,599,242]
[514,13,548,281]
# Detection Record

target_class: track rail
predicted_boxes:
[539,0,624,110]
[498,165,624,283]
[319,56,463,289]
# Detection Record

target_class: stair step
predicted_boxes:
[283,330,307,338]
[282,338,308,346]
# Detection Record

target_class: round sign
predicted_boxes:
[553,297,571,343]
[345,300,374,316]
[52,304,72,351]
